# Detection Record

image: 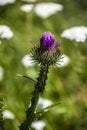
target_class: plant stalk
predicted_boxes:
[19,65,49,130]
[0,102,5,130]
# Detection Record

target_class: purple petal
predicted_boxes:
[40,32,61,50]
[54,42,61,48]
[40,32,55,49]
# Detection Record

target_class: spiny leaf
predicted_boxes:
[17,74,36,83]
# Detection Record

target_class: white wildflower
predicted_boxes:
[0,0,15,6]
[21,0,37,2]
[38,98,52,109]
[21,54,34,67]
[57,54,70,67]
[3,110,15,119]
[0,66,4,81]
[0,25,13,39]
[31,120,46,130]
[20,4,33,12]
[34,3,63,18]
[61,26,87,42]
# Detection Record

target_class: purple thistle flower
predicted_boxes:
[40,32,61,50]
[30,32,61,66]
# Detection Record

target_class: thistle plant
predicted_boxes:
[19,32,62,130]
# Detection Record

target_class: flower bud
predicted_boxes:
[40,32,60,50]
[30,32,61,66]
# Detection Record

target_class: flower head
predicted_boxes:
[34,3,63,19]
[38,98,52,109]
[0,25,13,39]
[31,120,46,130]
[3,110,15,119]
[20,4,33,13]
[0,0,15,6]
[21,54,34,67]
[61,26,87,42]
[56,54,70,67]
[30,32,61,66]
[40,32,60,50]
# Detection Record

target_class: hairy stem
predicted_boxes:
[0,102,5,130]
[19,65,49,130]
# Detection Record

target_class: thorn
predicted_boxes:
[30,40,35,45]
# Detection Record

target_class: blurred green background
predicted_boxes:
[0,0,87,130]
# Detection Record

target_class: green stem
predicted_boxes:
[0,118,4,130]
[0,102,5,130]
[19,65,49,130]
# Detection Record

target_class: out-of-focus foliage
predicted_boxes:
[0,0,87,130]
